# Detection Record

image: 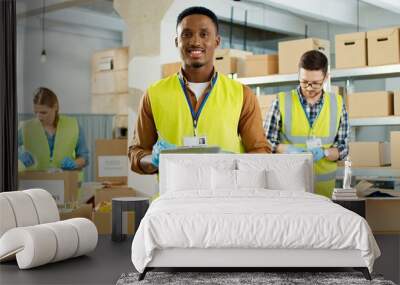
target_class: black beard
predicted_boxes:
[191,62,204,68]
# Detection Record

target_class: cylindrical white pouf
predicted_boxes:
[42,221,79,262]
[0,196,17,237]
[24,189,60,224]
[63,218,98,257]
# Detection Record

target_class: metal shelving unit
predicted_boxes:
[237,73,298,86]
[237,64,400,86]
[350,116,400,127]
[331,64,400,81]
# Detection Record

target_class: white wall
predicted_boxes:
[18,18,122,114]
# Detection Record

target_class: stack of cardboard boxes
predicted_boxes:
[18,170,95,220]
[92,139,136,234]
[237,54,278,78]
[19,170,80,207]
[213,49,252,75]
[91,47,130,114]
[347,90,400,167]
[278,38,330,74]
[161,49,278,78]
[335,27,400,68]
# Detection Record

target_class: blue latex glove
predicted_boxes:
[60,157,77,170]
[309,147,325,162]
[18,151,35,167]
[151,139,176,167]
[285,145,306,154]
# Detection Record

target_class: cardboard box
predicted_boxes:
[347,91,394,118]
[18,171,79,205]
[92,47,128,72]
[367,27,400,66]
[91,70,128,95]
[237,54,278,77]
[95,139,128,184]
[92,209,135,235]
[278,38,330,74]
[335,32,367,69]
[59,204,93,220]
[395,91,400,116]
[391,131,400,168]
[94,186,135,205]
[257,94,277,121]
[366,198,400,234]
[91,93,132,114]
[214,49,253,75]
[349,142,391,167]
[162,62,181,78]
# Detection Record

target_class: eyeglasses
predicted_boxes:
[299,80,324,89]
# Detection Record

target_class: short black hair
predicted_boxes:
[299,50,328,75]
[176,6,219,33]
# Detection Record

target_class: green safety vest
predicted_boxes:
[21,116,79,170]
[148,73,245,153]
[279,90,342,197]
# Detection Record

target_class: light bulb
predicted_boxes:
[40,49,47,63]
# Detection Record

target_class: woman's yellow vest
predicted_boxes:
[279,90,342,198]
[21,116,79,170]
[148,73,245,153]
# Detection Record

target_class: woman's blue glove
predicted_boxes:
[60,157,77,170]
[285,145,306,154]
[309,147,325,162]
[151,139,176,167]
[18,151,35,167]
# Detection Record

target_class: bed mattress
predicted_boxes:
[131,190,380,273]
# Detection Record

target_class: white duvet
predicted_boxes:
[131,190,380,273]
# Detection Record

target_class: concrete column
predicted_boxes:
[114,0,173,197]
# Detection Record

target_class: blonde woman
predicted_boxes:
[18,87,89,171]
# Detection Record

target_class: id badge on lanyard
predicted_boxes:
[306,135,322,150]
[183,135,207,146]
[179,74,217,147]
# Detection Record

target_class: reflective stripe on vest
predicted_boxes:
[279,90,343,197]
[281,90,338,145]
[22,116,79,170]
[148,73,245,153]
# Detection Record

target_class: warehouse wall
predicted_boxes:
[17,18,122,114]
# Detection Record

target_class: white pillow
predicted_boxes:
[167,162,212,191]
[211,168,237,190]
[237,158,309,191]
[237,169,268,189]
[266,165,307,191]
[211,168,268,190]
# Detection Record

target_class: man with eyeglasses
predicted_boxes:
[264,50,349,197]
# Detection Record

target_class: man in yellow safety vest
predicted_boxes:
[129,6,270,175]
[264,50,350,197]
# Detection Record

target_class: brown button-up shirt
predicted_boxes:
[128,70,271,174]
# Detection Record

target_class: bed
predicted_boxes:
[131,154,380,281]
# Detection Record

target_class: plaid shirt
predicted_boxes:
[264,87,350,160]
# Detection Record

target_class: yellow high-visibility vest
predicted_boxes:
[279,90,342,197]
[21,116,79,170]
[148,73,245,153]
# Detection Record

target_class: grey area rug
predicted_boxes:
[116,271,396,285]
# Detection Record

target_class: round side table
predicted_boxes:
[111,197,149,242]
